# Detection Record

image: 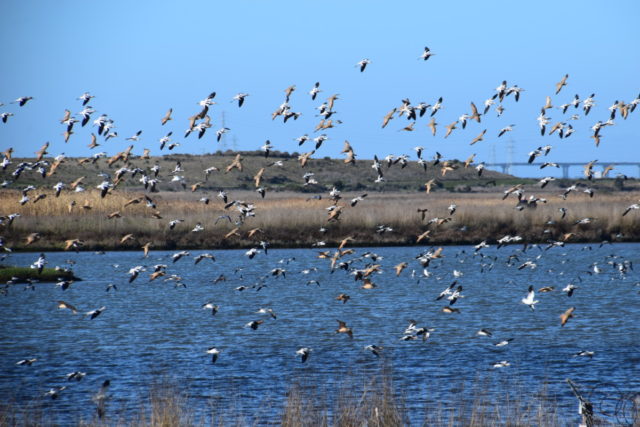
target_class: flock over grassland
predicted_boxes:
[1,46,640,251]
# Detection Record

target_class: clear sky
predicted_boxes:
[1,1,638,177]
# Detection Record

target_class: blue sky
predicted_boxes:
[1,1,638,177]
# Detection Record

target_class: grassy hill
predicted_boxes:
[1,150,520,194]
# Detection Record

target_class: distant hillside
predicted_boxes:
[2,150,518,193]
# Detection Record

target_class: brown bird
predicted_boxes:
[591,134,602,147]
[444,121,457,138]
[343,148,356,165]
[82,200,92,210]
[124,197,143,207]
[469,102,481,123]
[562,233,575,242]
[427,117,437,136]
[469,129,486,145]
[555,74,569,94]
[225,154,243,173]
[441,161,456,176]
[442,306,460,314]
[149,271,166,281]
[400,122,415,132]
[60,109,71,124]
[63,129,73,143]
[254,168,265,187]
[560,307,575,327]
[3,147,13,160]
[35,142,49,161]
[361,278,377,289]
[542,96,553,111]
[191,182,204,192]
[431,247,444,259]
[381,108,396,128]
[298,150,315,167]
[417,208,429,221]
[46,159,63,177]
[583,160,597,180]
[142,242,152,258]
[88,133,99,149]
[25,233,41,246]
[284,85,296,101]
[338,236,354,251]
[224,227,241,240]
[161,108,173,125]
[69,176,85,191]
[341,140,353,154]
[64,239,84,251]
[464,153,476,168]
[416,230,431,243]
[32,194,47,203]
[225,154,242,173]
[394,262,408,276]
[424,179,436,194]
[107,211,122,219]
[362,264,381,278]
[57,301,78,314]
[247,228,264,238]
[327,94,339,111]
[538,286,555,293]
[314,119,328,132]
[602,165,614,177]
[336,294,350,304]
[140,148,150,159]
[335,320,353,338]
[327,206,343,222]
[120,234,135,244]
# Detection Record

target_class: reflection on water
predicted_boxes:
[0,243,639,424]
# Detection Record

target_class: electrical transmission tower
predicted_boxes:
[218,111,228,151]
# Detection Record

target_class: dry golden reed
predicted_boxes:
[1,188,639,251]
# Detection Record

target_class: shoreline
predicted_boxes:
[3,234,637,253]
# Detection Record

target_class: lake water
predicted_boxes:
[1,244,639,425]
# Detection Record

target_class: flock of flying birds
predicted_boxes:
[1,45,639,411]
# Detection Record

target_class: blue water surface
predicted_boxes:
[0,243,639,425]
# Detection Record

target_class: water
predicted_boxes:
[1,243,639,425]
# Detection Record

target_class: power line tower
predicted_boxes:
[218,111,228,152]
[491,141,497,166]
[506,137,515,175]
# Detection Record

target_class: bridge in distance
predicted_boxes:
[485,162,640,179]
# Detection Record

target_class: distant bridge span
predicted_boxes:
[484,162,640,178]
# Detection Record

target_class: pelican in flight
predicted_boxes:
[521,286,539,310]
[296,347,312,363]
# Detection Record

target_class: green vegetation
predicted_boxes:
[0,265,79,283]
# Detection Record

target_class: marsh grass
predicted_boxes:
[1,187,640,251]
[3,370,617,427]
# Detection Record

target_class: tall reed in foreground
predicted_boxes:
[3,369,627,426]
